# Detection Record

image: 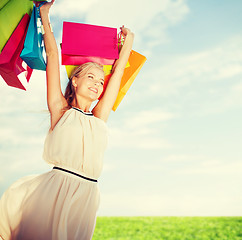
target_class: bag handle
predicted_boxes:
[35,1,52,34]
[35,1,48,13]
[117,31,125,51]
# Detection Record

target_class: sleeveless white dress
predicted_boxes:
[0,107,108,240]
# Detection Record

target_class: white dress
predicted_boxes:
[0,107,108,240]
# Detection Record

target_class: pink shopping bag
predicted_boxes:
[0,14,33,90]
[61,21,119,65]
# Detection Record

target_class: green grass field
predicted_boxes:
[92,217,242,240]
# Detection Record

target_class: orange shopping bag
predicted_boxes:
[112,50,146,111]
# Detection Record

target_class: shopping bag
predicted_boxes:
[0,0,33,52]
[65,62,130,79]
[0,0,9,8]
[61,21,119,66]
[20,5,46,70]
[0,14,33,90]
[62,55,117,66]
[112,50,146,111]
[65,65,111,79]
[101,50,146,111]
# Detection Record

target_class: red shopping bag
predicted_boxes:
[61,22,119,65]
[0,14,33,90]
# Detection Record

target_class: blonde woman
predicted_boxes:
[0,0,134,239]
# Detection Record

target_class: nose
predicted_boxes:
[94,81,101,86]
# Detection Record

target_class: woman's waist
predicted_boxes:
[52,164,100,183]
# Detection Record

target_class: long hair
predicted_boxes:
[64,62,104,109]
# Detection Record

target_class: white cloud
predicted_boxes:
[52,0,189,28]
[107,108,175,149]
[222,82,242,109]
[0,71,49,194]
[0,70,47,113]
[173,160,242,175]
[87,0,189,52]
[146,35,242,93]
[124,109,176,128]
[139,35,242,117]
[108,126,171,149]
[102,162,116,172]
[162,154,210,163]
[213,64,242,80]
[51,0,189,52]
[98,193,242,216]
[51,0,99,18]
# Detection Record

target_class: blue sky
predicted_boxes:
[1,0,242,216]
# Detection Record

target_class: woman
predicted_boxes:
[0,1,134,239]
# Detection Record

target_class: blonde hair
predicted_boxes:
[64,62,104,108]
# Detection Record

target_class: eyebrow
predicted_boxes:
[87,72,104,82]
[87,73,95,76]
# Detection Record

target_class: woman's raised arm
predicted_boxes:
[92,26,134,122]
[37,0,67,128]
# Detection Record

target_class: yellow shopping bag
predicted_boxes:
[65,62,130,79]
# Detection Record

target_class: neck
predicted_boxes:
[71,96,92,113]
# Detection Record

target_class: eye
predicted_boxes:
[100,81,104,86]
[88,75,94,79]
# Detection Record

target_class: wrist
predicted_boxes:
[123,32,134,44]
[40,7,50,17]
[126,32,134,38]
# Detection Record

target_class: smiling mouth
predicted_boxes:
[89,87,98,93]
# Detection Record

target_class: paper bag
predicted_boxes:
[0,14,33,90]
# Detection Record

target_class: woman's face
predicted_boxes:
[73,66,105,101]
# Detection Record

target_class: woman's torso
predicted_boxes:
[43,107,108,179]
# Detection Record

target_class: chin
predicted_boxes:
[88,94,99,102]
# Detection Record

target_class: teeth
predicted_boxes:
[90,88,98,93]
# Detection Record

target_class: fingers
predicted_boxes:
[33,1,40,7]
[120,26,131,37]
[37,0,55,11]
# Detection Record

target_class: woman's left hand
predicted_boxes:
[120,25,133,37]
